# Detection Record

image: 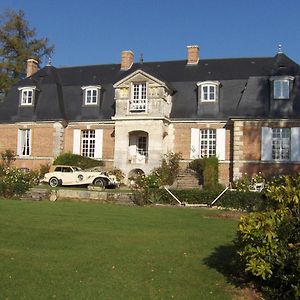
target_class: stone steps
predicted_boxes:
[174,169,200,189]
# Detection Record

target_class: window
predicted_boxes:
[202,85,216,101]
[200,129,216,157]
[18,87,36,105]
[81,85,101,105]
[272,128,290,160]
[73,129,103,159]
[129,83,147,112]
[190,128,225,160]
[85,88,98,104]
[18,129,31,156]
[81,130,95,157]
[274,80,289,99]
[137,135,148,156]
[197,81,220,102]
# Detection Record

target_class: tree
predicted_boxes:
[0,9,54,94]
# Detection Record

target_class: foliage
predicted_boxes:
[130,152,182,205]
[232,172,265,192]
[38,163,50,179]
[0,9,54,94]
[0,167,38,197]
[130,172,162,206]
[0,149,16,168]
[153,152,182,185]
[108,167,125,184]
[155,188,268,211]
[236,174,300,299]
[189,156,220,190]
[53,152,104,169]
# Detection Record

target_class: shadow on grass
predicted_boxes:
[203,243,249,288]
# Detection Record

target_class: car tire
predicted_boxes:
[93,178,106,189]
[49,177,60,188]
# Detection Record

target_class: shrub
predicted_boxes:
[130,152,182,206]
[236,174,300,299]
[130,172,162,206]
[0,167,37,197]
[154,188,268,211]
[38,163,50,179]
[53,153,104,169]
[108,168,125,184]
[189,156,220,190]
[154,152,182,185]
[0,149,16,168]
[232,172,265,192]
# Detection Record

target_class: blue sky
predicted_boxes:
[1,0,300,67]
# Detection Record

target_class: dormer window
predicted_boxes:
[129,83,147,112]
[197,81,220,102]
[18,87,36,106]
[82,85,101,105]
[271,76,294,100]
[274,80,289,99]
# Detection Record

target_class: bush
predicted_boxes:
[189,157,220,190]
[53,153,104,169]
[154,152,182,185]
[130,173,162,206]
[1,149,16,168]
[108,167,125,184]
[155,188,267,212]
[0,167,38,197]
[130,152,182,206]
[236,174,300,299]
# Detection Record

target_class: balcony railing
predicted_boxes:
[128,146,148,164]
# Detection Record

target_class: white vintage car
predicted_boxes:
[43,165,118,188]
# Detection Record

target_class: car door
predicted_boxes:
[61,167,76,184]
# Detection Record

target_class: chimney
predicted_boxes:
[26,58,39,77]
[187,45,199,65]
[121,50,134,70]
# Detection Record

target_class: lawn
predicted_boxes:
[0,199,241,300]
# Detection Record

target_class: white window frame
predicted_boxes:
[190,128,225,160]
[197,81,220,102]
[17,129,31,156]
[271,128,291,161]
[274,80,289,99]
[200,129,216,157]
[18,86,36,106]
[81,85,101,105]
[129,82,147,112]
[73,129,103,159]
[81,130,96,158]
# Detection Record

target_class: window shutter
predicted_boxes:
[291,127,300,161]
[94,129,103,159]
[28,130,32,156]
[261,127,272,161]
[17,129,22,156]
[73,129,81,155]
[216,128,226,160]
[190,128,200,159]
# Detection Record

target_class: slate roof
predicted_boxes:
[1,53,300,123]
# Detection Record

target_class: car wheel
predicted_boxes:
[49,177,60,188]
[93,178,106,189]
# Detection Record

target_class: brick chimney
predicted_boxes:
[187,45,199,65]
[26,58,39,77]
[121,50,134,70]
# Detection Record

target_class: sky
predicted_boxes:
[1,0,300,67]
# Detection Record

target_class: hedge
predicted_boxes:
[155,188,269,212]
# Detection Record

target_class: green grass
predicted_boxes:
[0,199,240,299]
